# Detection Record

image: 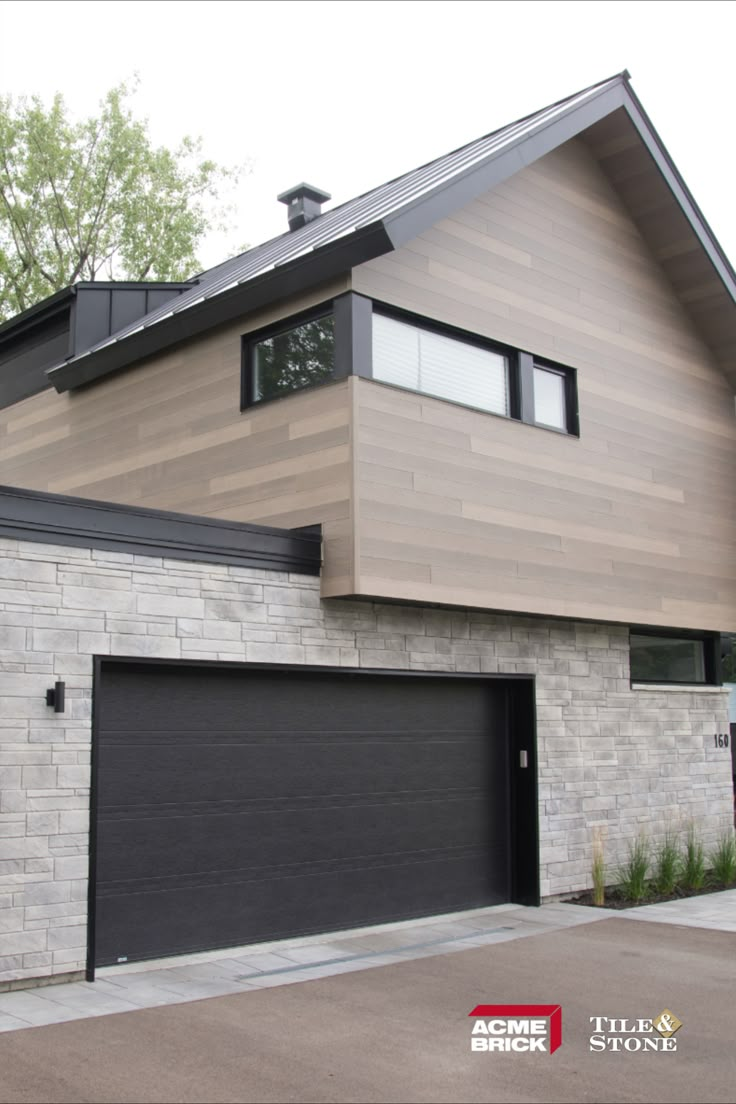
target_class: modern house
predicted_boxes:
[1,72,735,990]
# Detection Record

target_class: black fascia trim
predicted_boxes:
[619,90,736,306]
[629,627,721,687]
[0,485,321,576]
[241,301,334,410]
[382,83,628,250]
[47,223,394,393]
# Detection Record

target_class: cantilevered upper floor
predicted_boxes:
[1,73,735,632]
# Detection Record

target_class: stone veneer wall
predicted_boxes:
[0,535,731,987]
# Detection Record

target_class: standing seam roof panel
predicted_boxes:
[53,76,624,365]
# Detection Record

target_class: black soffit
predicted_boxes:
[0,485,321,575]
[45,72,736,394]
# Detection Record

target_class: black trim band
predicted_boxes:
[0,485,321,575]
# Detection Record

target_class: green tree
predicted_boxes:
[0,81,244,321]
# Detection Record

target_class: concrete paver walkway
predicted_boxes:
[0,902,603,1034]
[620,887,736,930]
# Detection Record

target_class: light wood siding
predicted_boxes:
[352,140,736,630]
[0,279,356,595]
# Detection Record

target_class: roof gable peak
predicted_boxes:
[45,72,736,392]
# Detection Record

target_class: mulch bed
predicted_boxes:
[566,881,734,910]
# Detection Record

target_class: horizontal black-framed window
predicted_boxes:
[630,630,720,685]
[372,310,511,418]
[242,307,335,407]
[240,293,579,436]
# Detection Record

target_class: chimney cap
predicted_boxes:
[277,183,332,206]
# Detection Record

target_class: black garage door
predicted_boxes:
[92,661,514,967]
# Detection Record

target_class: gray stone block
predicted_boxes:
[137,593,204,619]
[21,766,57,790]
[246,643,306,665]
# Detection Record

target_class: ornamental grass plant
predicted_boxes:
[617,833,650,903]
[653,829,680,896]
[591,827,606,907]
[709,832,736,887]
[683,823,706,891]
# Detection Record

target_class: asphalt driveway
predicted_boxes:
[1,917,734,1104]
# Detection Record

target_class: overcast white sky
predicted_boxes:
[1,0,734,270]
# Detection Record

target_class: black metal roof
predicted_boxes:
[39,72,736,392]
[0,286,75,345]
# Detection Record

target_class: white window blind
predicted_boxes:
[373,314,508,416]
[533,366,566,430]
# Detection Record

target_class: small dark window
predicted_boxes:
[630,632,716,684]
[243,311,335,406]
[532,360,577,434]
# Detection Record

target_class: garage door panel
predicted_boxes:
[97,737,493,808]
[96,844,509,964]
[96,794,500,882]
[98,669,494,736]
[93,663,512,966]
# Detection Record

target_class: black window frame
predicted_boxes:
[629,629,721,687]
[241,302,336,410]
[371,302,520,421]
[370,301,581,436]
[239,294,580,439]
[531,359,579,436]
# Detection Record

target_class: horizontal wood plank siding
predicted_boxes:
[0,279,355,594]
[352,140,736,630]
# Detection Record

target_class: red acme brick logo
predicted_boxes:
[469,1005,563,1054]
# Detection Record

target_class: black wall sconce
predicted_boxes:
[46,681,66,713]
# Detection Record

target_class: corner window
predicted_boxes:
[243,310,335,406]
[240,295,580,437]
[372,313,509,417]
[630,632,718,685]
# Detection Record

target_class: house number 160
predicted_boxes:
[714,733,730,748]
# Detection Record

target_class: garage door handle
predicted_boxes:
[519,750,528,768]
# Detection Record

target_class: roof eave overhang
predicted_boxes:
[379,80,736,387]
[381,79,736,311]
[620,84,736,307]
[382,82,630,248]
[47,223,394,393]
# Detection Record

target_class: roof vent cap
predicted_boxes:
[277,183,331,232]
